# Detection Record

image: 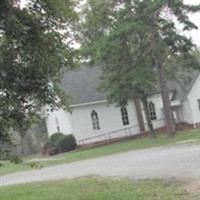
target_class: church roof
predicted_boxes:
[168,70,199,100]
[61,65,199,105]
[61,65,106,105]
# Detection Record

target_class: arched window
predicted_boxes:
[148,101,157,120]
[91,110,100,130]
[121,106,130,126]
[55,117,60,132]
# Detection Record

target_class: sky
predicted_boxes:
[183,0,200,47]
[20,0,200,47]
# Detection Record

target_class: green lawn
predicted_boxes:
[1,129,200,176]
[0,177,199,200]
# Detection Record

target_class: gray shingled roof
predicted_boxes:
[169,70,199,100]
[61,65,199,105]
[61,65,106,104]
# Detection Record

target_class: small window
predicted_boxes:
[91,110,100,130]
[198,99,200,110]
[55,117,60,132]
[148,101,157,121]
[121,106,130,126]
[57,126,60,132]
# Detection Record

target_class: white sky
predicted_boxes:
[20,0,200,47]
[183,0,200,47]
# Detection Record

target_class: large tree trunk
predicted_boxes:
[133,97,145,133]
[157,60,176,136]
[19,130,27,156]
[20,135,26,155]
[140,92,156,138]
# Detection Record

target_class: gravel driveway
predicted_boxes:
[1,144,200,186]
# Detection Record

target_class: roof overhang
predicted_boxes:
[70,100,107,108]
[170,99,182,107]
[161,99,182,109]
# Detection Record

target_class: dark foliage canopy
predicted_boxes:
[0,0,78,147]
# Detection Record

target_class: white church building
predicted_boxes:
[44,66,200,145]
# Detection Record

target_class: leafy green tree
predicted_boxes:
[0,0,78,156]
[80,0,200,136]
[79,0,157,136]
[99,46,157,136]
[131,0,200,135]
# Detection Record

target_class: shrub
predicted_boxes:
[42,133,77,156]
[28,162,43,169]
[50,133,64,145]
[57,134,77,153]
[9,155,22,164]
[42,141,58,156]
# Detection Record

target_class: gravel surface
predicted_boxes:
[1,144,200,186]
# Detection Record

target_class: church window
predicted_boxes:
[198,99,200,110]
[91,110,100,130]
[121,107,130,126]
[148,101,157,120]
[55,117,60,132]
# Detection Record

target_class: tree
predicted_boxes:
[99,46,157,137]
[0,0,78,157]
[132,0,200,135]
[101,65,157,137]
[80,0,157,137]
[80,0,200,136]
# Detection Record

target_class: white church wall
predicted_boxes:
[46,109,72,137]
[188,75,200,125]
[46,93,171,143]
[144,91,193,129]
[45,83,200,144]
[143,93,166,130]
[70,101,140,144]
[180,99,194,124]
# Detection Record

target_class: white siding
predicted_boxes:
[45,95,171,143]
[46,109,72,136]
[70,101,140,143]
[141,93,167,130]
[149,93,166,129]
[188,75,200,125]
[46,87,199,144]
[180,99,194,124]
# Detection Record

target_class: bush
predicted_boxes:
[42,141,58,156]
[42,133,77,156]
[50,133,64,145]
[28,162,43,169]
[57,134,77,153]
[9,155,22,164]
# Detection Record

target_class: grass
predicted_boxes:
[1,129,200,176]
[0,177,199,200]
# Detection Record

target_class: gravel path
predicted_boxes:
[1,144,200,186]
